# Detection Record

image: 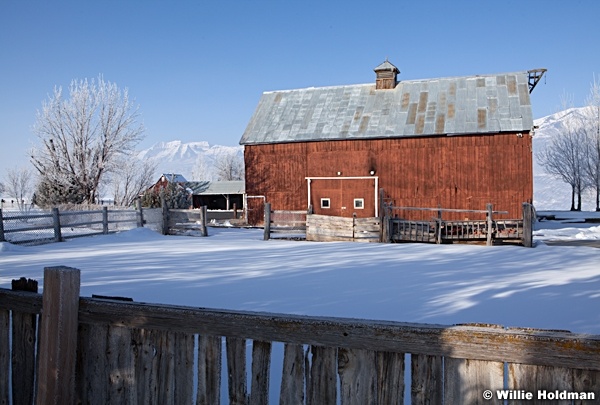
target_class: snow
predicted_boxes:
[1,214,599,334]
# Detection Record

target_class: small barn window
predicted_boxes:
[354,198,364,209]
[321,198,331,209]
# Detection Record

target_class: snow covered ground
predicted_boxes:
[1,212,599,335]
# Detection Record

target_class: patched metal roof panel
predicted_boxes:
[240,71,534,145]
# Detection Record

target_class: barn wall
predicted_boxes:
[244,133,532,224]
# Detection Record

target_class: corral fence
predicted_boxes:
[0,203,144,246]
[263,203,307,240]
[384,202,534,247]
[2,267,599,404]
[161,205,209,237]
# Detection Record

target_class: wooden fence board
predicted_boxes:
[133,328,159,404]
[573,369,600,405]
[307,346,337,405]
[411,354,443,405]
[508,364,573,405]
[155,330,175,405]
[279,343,305,405]
[76,323,109,404]
[174,332,195,405]
[0,309,8,405]
[226,337,248,405]
[197,335,222,405]
[376,351,404,405]
[338,348,377,405]
[250,340,272,404]
[444,358,504,404]
[107,325,136,404]
[11,304,37,405]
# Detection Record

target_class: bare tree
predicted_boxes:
[582,76,600,211]
[214,150,244,181]
[537,108,588,211]
[5,167,34,212]
[31,76,144,205]
[111,156,157,206]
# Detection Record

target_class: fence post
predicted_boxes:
[52,207,62,242]
[201,205,208,237]
[0,209,5,242]
[36,266,80,405]
[522,203,533,248]
[136,198,144,228]
[161,196,169,235]
[486,204,493,246]
[263,203,271,241]
[436,205,443,244]
[102,206,109,234]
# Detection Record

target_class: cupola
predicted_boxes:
[374,59,400,90]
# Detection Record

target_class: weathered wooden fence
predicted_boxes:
[263,203,307,240]
[0,267,600,405]
[386,203,534,247]
[161,205,208,237]
[306,214,381,242]
[1,267,599,404]
[0,204,143,245]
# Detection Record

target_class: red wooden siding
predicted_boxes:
[244,133,532,224]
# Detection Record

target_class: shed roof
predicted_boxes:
[185,180,245,195]
[240,71,534,145]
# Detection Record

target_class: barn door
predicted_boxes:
[308,177,377,218]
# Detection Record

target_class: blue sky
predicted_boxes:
[1,0,599,175]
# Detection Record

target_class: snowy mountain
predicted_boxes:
[138,108,593,210]
[137,140,243,181]
[532,107,596,211]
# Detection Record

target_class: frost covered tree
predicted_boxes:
[5,167,34,212]
[31,76,144,205]
[537,109,588,211]
[214,150,244,181]
[111,156,157,206]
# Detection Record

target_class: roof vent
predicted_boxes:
[374,59,400,90]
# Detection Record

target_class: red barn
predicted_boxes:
[240,61,545,225]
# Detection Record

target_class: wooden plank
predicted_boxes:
[573,369,600,404]
[226,337,248,405]
[508,364,573,404]
[107,325,136,404]
[36,267,80,405]
[74,297,600,371]
[155,330,175,405]
[133,328,159,404]
[411,354,443,405]
[76,323,109,404]
[10,278,38,405]
[376,351,404,405]
[307,346,337,405]
[279,343,305,405]
[444,358,504,404]
[338,348,377,405]
[250,340,272,404]
[174,332,195,405]
[197,335,222,405]
[0,309,8,405]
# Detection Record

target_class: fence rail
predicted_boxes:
[4,267,597,404]
[386,203,534,247]
[263,203,307,240]
[0,205,143,245]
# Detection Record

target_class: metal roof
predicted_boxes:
[240,71,534,145]
[185,181,245,195]
[161,173,188,183]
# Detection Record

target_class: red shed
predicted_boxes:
[240,61,545,225]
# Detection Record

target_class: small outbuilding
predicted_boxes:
[240,60,545,225]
